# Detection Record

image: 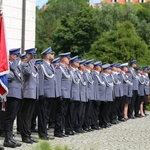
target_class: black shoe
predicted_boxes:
[11,138,22,147]
[129,116,135,119]
[74,129,82,134]
[99,124,106,128]
[83,128,90,132]
[111,120,118,124]
[54,134,64,138]
[62,133,69,137]
[72,130,78,134]
[80,129,87,133]
[118,118,125,122]
[89,128,94,131]
[30,137,38,143]
[31,128,38,133]
[91,126,101,130]
[107,123,112,126]
[65,131,74,136]
[135,115,142,118]
[4,139,16,148]
[105,123,111,128]
[39,135,55,140]
[0,146,4,150]
[0,132,5,137]
[22,137,33,144]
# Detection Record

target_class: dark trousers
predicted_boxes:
[110,97,119,121]
[143,95,148,114]
[21,98,36,139]
[0,103,5,134]
[91,101,101,128]
[99,102,108,126]
[135,96,143,116]
[128,90,138,117]
[106,102,112,123]
[65,100,78,133]
[31,101,38,130]
[83,100,93,129]
[118,97,124,119]
[75,102,86,131]
[54,98,69,135]
[17,100,23,132]
[4,97,21,133]
[74,102,86,131]
[38,98,53,137]
[49,98,56,127]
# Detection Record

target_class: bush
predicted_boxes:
[146,103,150,111]
[33,141,71,150]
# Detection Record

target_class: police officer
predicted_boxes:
[91,61,104,130]
[136,67,145,117]
[4,48,22,148]
[110,63,121,124]
[128,60,138,118]
[21,48,39,143]
[83,60,95,131]
[124,70,133,120]
[141,68,149,116]
[48,57,60,129]
[118,63,131,121]
[54,52,72,138]
[17,52,26,134]
[74,60,87,133]
[65,56,80,135]
[31,59,42,133]
[38,47,56,140]
[100,64,113,128]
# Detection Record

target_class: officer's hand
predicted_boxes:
[39,95,45,101]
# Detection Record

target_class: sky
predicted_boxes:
[36,0,101,7]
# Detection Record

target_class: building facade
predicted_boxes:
[102,0,149,4]
[0,0,36,51]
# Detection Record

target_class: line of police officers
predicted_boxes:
[1,47,149,149]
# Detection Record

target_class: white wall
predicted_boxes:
[2,0,36,51]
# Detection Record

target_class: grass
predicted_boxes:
[146,103,150,111]
[32,141,72,150]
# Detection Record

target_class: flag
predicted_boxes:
[0,12,9,97]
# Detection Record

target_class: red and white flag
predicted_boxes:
[0,11,9,98]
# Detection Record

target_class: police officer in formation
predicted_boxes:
[1,47,150,149]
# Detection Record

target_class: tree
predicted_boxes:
[88,21,150,66]
[53,7,98,56]
[36,0,88,55]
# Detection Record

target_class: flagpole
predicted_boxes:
[21,0,26,53]
[0,0,2,17]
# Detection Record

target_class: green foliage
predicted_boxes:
[36,2,150,66]
[53,7,98,56]
[146,103,150,111]
[88,21,149,65]
[33,141,71,150]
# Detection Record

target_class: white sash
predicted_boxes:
[103,75,113,87]
[70,70,80,84]
[111,74,121,85]
[59,66,70,79]
[41,64,55,79]
[85,73,94,85]
[95,74,105,85]
[77,72,86,86]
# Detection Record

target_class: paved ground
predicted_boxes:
[1,112,150,150]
